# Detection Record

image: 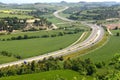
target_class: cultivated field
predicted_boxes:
[0,30,82,64]
[42,14,65,24]
[0,13,33,19]
[81,30,120,62]
[0,55,18,64]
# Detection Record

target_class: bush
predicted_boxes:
[23,35,28,39]
[58,32,64,36]
[28,28,38,31]
[41,35,49,38]
[51,34,57,37]
[0,51,12,57]
[0,33,5,35]
[16,36,22,40]
[11,37,16,40]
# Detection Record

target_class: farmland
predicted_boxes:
[0,13,33,19]
[81,30,120,63]
[0,1,120,80]
[41,14,65,24]
[0,9,33,19]
[0,6,89,63]
[0,31,82,63]
[0,55,18,64]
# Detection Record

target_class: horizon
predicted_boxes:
[0,0,120,4]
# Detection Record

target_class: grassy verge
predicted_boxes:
[80,30,120,63]
[64,32,108,61]
[77,31,91,43]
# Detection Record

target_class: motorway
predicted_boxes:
[0,7,104,68]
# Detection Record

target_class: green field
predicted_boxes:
[0,30,66,39]
[0,13,33,19]
[81,30,120,62]
[59,12,71,18]
[0,55,18,64]
[0,31,82,64]
[41,14,65,24]
[0,70,93,80]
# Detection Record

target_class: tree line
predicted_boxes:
[0,29,83,41]
[0,54,120,79]
[69,7,120,20]
[0,51,22,59]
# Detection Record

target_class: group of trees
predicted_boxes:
[69,6,120,20]
[0,29,83,41]
[0,17,53,33]
[0,51,22,59]
[0,17,27,32]
[33,17,52,28]
[0,57,96,77]
[0,54,120,79]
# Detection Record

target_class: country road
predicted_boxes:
[0,7,104,68]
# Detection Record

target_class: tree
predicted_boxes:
[58,56,64,61]
[116,32,119,36]
[23,35,28,39]
[58,32,64,36]
[31,61,37,72]
[7,27,13,32]
[86,64,96,75]
[17,36,22,40]
[64,59,72,69]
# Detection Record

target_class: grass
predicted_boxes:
[80,30,120,63]
[0,13,33,19]
[0,31,82,61]
[0,55,18,64]
[59,12,71,18]
[41,14,65,24]
[0,30,65,39]
[79,31,91,43]
[56,22,89,31]
[0,70,93,80]
[64,32,108,61]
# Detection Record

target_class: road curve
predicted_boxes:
[0,7,104,68]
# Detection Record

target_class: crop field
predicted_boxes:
[0,55,18,64]
[0,31,82,63]
[59,12,71,18]
[0,70,93,80]
[41,14,65,24]
[0,30,65,39]
[0,13,33,19]
[56,22,89,30]
[0,9,32,13]
[81,30,120,63]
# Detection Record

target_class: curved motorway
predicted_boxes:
[0,7,104,68]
